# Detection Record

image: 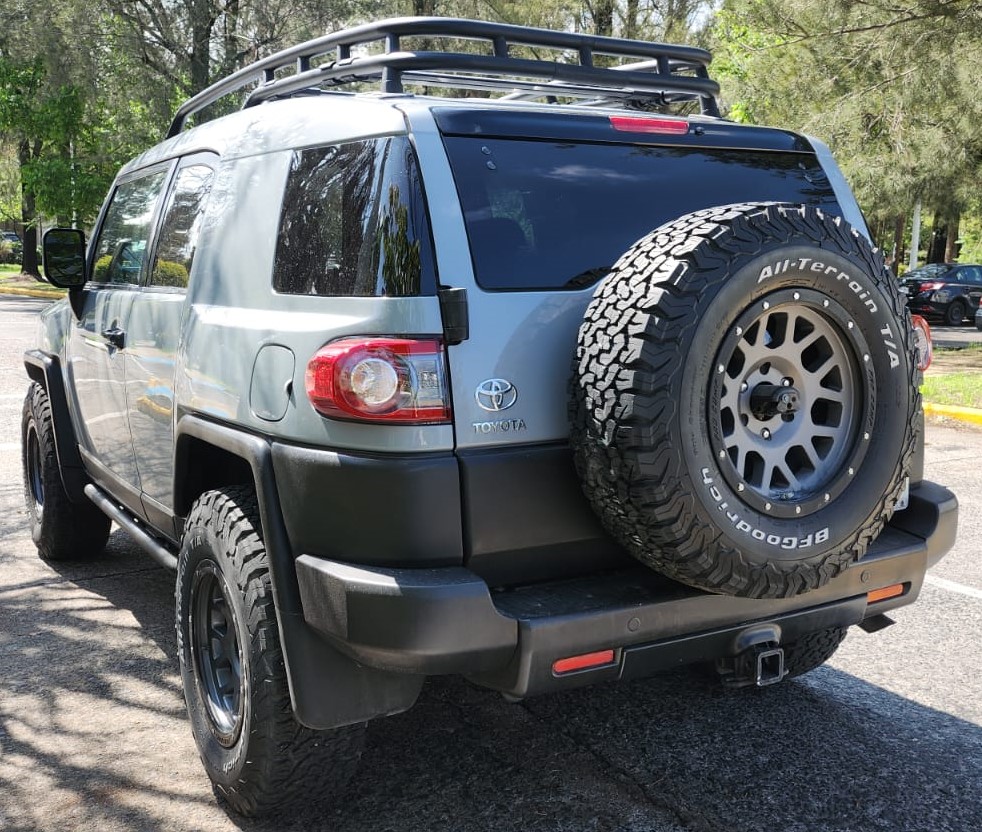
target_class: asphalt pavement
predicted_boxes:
[1,295,981,832]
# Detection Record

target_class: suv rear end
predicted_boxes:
[25,17,957,818]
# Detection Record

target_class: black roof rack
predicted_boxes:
[167,17,720,138]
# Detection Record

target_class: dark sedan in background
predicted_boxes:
[901,262,982,325]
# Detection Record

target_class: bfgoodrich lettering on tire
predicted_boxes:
[176,486,364,817]
[570,203,918,599]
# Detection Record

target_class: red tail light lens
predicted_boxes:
[911,315,932,371]
[918,281,944,292]
[305,337,451,424]
[609,115,689,135]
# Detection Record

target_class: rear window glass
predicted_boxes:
[443,138,841,291]
[274,136,436,297]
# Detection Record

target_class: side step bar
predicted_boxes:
[84,484,178,571]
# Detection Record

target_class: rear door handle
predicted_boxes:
[101,326,126,350]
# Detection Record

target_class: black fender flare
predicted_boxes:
[174,415,423,729]
[23,349,89,502]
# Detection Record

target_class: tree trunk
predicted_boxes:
[945,213,960,262]
[625,0,640,40]
[412,0,436,15]
[891,213,905,274]
[593,0,615,37]
[18,139,41,277]
[189,0,217,96]
[927,212,946,264]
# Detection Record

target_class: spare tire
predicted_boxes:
[570,203,918,599]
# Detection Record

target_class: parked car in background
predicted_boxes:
[974,297,982,331]
[0,230,22,264]
[901,262,982,325]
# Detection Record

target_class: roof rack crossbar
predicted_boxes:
[167,16,721,138]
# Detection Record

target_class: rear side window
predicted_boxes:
[442,138,841,291]
[274,137,436,296]
[92,171,168,284]
[150,163,215,289]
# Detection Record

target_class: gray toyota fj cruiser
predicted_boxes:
[22,17,957,817]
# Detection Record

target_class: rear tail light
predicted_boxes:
[305,337,451,424]
[918,281,943,292]
[911,315,932,371]
[609,115,689,135]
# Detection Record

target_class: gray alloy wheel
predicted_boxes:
[190,561,244,745]
[711,291,865,518]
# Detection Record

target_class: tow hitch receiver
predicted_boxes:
[716,643,787,689]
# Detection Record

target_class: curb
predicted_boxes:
[0,286,65,300]
[923,401,982,427]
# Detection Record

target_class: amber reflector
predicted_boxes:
[867,584,905,603]
[553,650,616,675]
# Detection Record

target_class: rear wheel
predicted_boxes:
[177,486,364,817]
[21,383,110,561]
[944,299,967,326]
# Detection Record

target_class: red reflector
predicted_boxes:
[911,315,932,371]
[552,649,616,675]
[867,583,905,604]
[609,115,689,135]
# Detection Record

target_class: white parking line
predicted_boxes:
[925,574,982,600]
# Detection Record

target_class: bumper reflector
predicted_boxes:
[553,649,616,675]
[867,583,905,604]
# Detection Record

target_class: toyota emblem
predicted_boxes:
[475,379,517,412]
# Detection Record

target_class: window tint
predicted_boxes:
[92,171,168,284]
[957,266,982,285]
[150,164,215,289]
[443,138,841,291]
[274,137,436,296]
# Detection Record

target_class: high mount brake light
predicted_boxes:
[609,115,689,135]
[305,337,451,424]
[911,315,932,372]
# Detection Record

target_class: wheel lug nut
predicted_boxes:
[740,381,748,392]
[795,506,801,515]
[761,428,771,440]
[782,377,793,387]
[737,483,745,492]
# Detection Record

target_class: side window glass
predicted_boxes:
[273,136,436,297]
[961,266,982,285]
[92,171,168,284]
[150,164,215,289]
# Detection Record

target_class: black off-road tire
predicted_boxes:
[783,627,847,678]
[176,486,365,817]
[571,203,918,599]
[21,382,110,560]
[944,299,967,327]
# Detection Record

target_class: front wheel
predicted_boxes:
[21,383,110,561]
[177,486,364,817]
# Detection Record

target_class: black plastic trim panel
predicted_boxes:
[297,481,957,698]
[23,349,89,502]
[433,108,815,153]
[459,444,630,586]
[271,442,464,568]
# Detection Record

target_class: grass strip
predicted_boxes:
[922,372,982,410]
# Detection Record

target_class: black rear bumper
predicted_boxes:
[296,481,957,699]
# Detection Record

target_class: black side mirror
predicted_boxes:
[43,228,88,289]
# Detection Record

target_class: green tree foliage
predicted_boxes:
[713,0,982,250]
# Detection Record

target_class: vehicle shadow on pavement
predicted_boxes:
[4,536,981,832]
